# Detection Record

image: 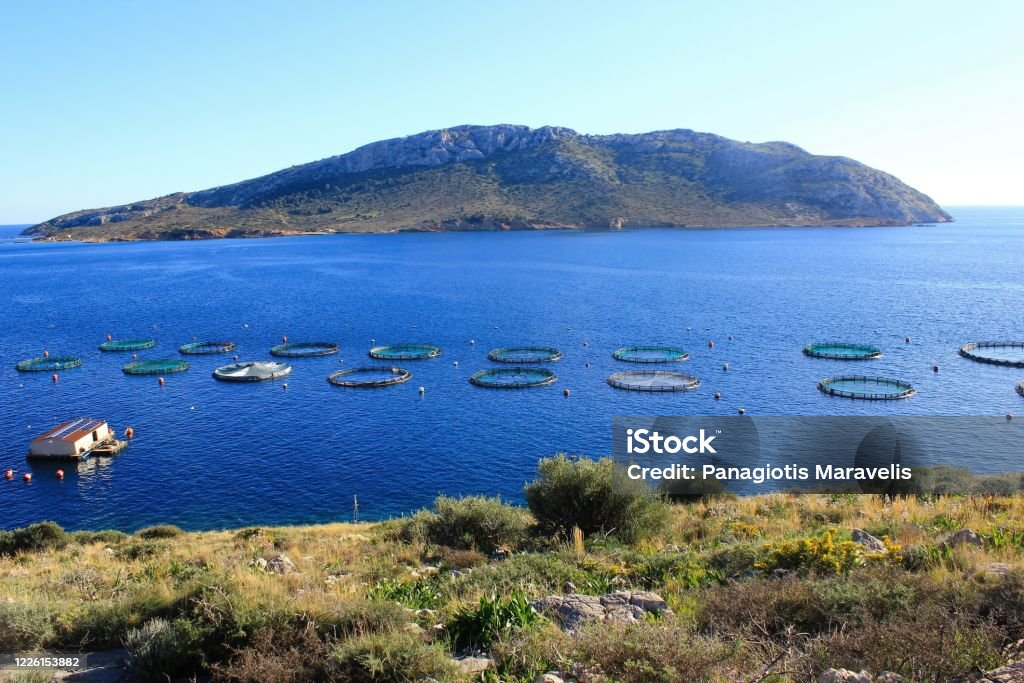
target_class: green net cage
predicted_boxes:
[607,370,701,392]
[16,356,83,372]
[180,340,237,355]
[327,366,412,387]
[959,342,1024,368]
[368,344,441,360]
[270,341,339,357]
[100,339,156,352]
[612,346,690,363]
[803,342,882,360]
[487,346,563,363]
[123,359,190,375]
[1017,381,1024,398]
[213,361,292,382]
[817,375,915,400]
[469,367,557,388]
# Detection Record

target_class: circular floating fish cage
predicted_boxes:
[213,361,292,382]
[368,344,441,360]
[612,346,689,363]
[327,366,412,387]
[487,346,563,363]
[959,342,1024,368]
[122,359,190,375]
[1018,381,1024,398]
[607,370,701,392]
[270,341,339,358]
[99,339,156,352]
[16,356,83,372]
[180,340,237,355]
[803,342,882,360]
[817,375,915,400]
[469,367,557,388]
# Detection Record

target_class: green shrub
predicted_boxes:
[0,601,55,651]
[0,521,67,556]
[447,591,543,651]
[69,529,129,545]
[124,617,207,682]
[135,525,184,540]
[333,632,455,682]
[419,495,533,552]
[367,578,442,609]
[524,456,671,544]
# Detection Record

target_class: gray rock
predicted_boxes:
[247,557,268,572]
[967,563,1014,583]
[1004,639,1024,662]
[266,553,296,574]
[818,669,872,683]
[851,528,886,552]
[534,675,564,683]
[531,591,671,631]
[53,649,132,682]
[451,655,493,674]
[943,528,984,548]
[875,673,905,683]
[980,660,1024,682]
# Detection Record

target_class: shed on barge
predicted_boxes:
[28,418,123,460]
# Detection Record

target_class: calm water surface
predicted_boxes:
[1,208,1023,530]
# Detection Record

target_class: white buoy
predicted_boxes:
[722,363,729,371]
[419,386,425,395]
[453,361,458,367]
[283,383,288,389]
[469,340,475,345]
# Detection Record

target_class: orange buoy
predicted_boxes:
[43,350,49,358]
[23,472,32,482]
[56,469,64,480]
[708,341,714,348]
[4,469,13,480]
[563,388,570,397]
[125,426,134,439]
[51,374,58,383]
[158,377,165,386]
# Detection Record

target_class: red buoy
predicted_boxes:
[708,341,715,348]
[132,353,138,359]
[563,388,570,397]
[56,469,64,480]
[51,374,58,383]
[4,469,13,480]
[43,350,49,358]
[158,377,165,386]
[233,355,239,361]
[23,472,32,482]
[282,335,288,343]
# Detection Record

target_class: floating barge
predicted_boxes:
[28,418,127,461]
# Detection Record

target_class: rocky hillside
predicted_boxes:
[26,125,951,241]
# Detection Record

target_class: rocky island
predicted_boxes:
[26,125,951,242]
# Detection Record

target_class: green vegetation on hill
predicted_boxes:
[3,457,1024,682]
[25,125,951,242]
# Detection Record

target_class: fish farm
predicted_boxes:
[99,339,156,352]
[487,346,563,363]
[16,356,83,372]
[803,342,882,360]
[959,341,1024,368]
[606,370,701,392]
[270,341,340,357]
[469,367,558,388]
[1018,381,1024,398]
[327,366,412,387]
[612,346,690,363]
[179,340,237,355]
[122,359,191,375]
[817,375,916,400]
[368,344,442,360]
[213,361,292,382]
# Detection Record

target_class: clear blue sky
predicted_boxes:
[2,0,1022,223]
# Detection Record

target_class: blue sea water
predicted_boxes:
[1,207,1023,531]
